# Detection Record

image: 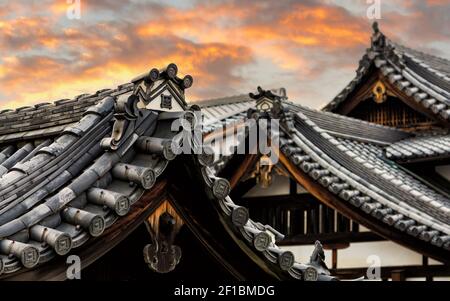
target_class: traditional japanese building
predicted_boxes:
[0,23,448,281]
[0,64,333,281]
[206,22,450,280]
[324,22,450,133]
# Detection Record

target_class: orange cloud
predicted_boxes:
[133,2,369,82]
[426,0,448,5]
[0,0,448,110]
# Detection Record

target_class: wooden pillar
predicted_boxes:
[285,210,290,235]
[289,178,297,195]
[274,206,281,230]
[287,179,297,236]
[391,270,406,281]
[313,207,320,234]
[351,220,360,233]
[322,207,329,233]
[337,213,350,232]
[332,249,338,270]
[289,208,301,235]
[263,207,270,225]
[324,207,335,233]
[423,256,433,282]
[320,205,326,234]
[307,209,313,234]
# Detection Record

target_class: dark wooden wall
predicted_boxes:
[83,224,233,280]
[348,96,436,130]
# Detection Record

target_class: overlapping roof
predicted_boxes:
[323,22,450,123]
[0,66,331,281]
[281,103,450,254]
[0,22,449,278]
[195,91,450,262]
[385,134,450,162]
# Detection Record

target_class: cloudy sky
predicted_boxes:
[0,0,449,110]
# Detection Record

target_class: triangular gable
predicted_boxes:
[132,63,192,112]
[322,22,450,130]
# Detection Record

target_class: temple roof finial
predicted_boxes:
[372,21,379,34]
[370,21,385,51]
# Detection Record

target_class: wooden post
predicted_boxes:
[313,206,320,234]
[391,270,406,281]
[351,220,360,233]
[289,178,297,195]
[423,256,433,281]
[326,208,335,233]
[306,209,313,234]
[332,248,338,270]
[292,208,304,235]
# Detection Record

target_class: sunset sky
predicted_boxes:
[0,0,449,110]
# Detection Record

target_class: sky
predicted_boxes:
[0,0,449,110]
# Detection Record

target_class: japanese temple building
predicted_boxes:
[0,23,449,281]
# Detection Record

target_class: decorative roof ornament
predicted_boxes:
[100,94,140,150]
[370,21,386,52]
[131,63,193,112]
[102,64,195,151]
[303,241,330,280]
[248,86,288,119]
[372,80,387,103]
[144,202,183,274]
[250,86,281,111]
[248,155,289,188]
[248,86,294,139]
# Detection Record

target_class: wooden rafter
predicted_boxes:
[334,69,449,127]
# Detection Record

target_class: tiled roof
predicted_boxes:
[385,134,450,162]
[0,96,166,274]
[290,103,411,145]
[0,68,332,281]
[194,89,450,255]
[323,23,450,121]
[0,87,132,145]
[279,101,450,253]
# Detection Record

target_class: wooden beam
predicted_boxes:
[391,270,406,281]
[332,249,338,270]
[352,221,360,233]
